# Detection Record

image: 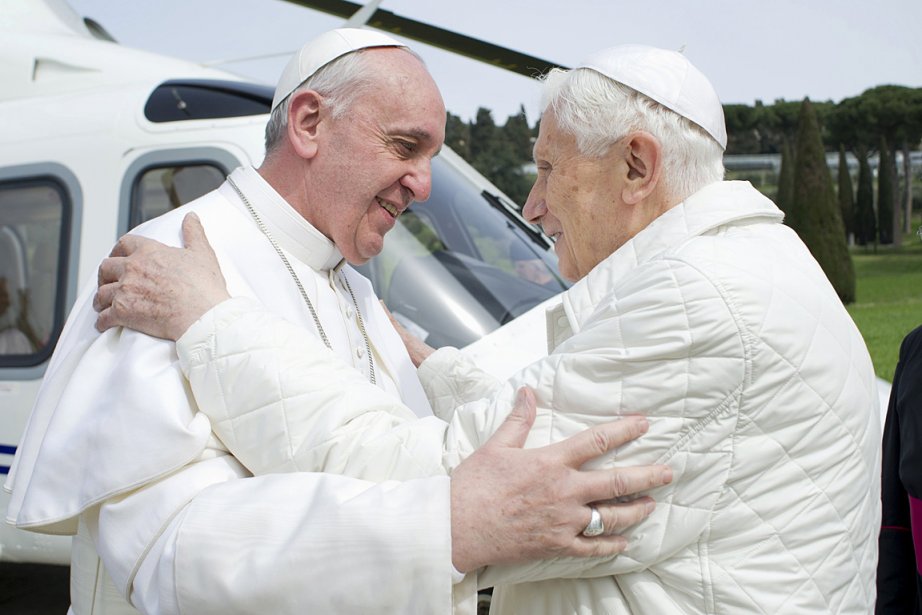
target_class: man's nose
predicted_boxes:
[403,158,433,203]
[522,184,547,224]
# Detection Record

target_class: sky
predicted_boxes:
[67,0,922,125]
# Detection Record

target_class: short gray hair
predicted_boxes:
[264,46,418,154]
[540,67,724,201]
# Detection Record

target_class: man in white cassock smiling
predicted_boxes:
[88,44,881,614]
[5,29,672,615]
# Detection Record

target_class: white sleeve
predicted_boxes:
[176,297,455,482]
[417,347,504,421]
[97,455,474,614]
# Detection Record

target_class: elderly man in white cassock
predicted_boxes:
[91,44,882,614]
[5,30,674,615]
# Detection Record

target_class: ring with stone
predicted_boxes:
[581,506,604,537]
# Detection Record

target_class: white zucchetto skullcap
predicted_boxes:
[578,44,727,150]
[271,28,405,111]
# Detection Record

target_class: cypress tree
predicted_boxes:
[776,137,796,220]
[877,136,894,244]
[837,145,855,243]
[854,149,876,247]
[791,99,855,303]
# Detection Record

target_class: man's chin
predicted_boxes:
[347,243,385,266]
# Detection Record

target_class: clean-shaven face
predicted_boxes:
[523,111,631,281]
[308,48,446,265]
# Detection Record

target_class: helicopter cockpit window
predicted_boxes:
[356,155,568,349]
[131,164,226,227]
[0,178,69,367]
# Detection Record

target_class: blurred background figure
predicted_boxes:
[509,240,557,289]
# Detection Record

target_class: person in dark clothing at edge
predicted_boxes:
[878,324,922,614]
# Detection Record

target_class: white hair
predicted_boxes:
[264,46,420,154]
[540,67,725,201]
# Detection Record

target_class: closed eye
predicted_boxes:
[394,139,418,156]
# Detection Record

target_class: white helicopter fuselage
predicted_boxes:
[0,5,271,564]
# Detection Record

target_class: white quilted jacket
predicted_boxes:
[177,181,880,614]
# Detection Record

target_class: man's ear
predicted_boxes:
[286,90,324,160]
[621,132,663,205]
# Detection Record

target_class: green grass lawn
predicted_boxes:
[847,227,922,380]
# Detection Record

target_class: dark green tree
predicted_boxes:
[854,148,876,247]
[790,99,855,303]
[776,137,796,217]
[898,88,922,232]
[503,105,534,163]
[750,99,834,154]
[444,112,470,160]
[828,86,922,237]
[723,103,760,154]
[837,145,855,242]
[755,99,802,154]
[468,107,533,205]
[469,107,498,164]
[877,135,895,244]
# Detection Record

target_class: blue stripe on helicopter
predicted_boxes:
[0,444,16,475]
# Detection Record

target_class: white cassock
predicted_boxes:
[4,166,476,615]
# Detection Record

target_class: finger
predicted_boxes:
[563,534,629,559]
[95,305,118,333]
[108,234,145,258]
[182,213,216,260]
[482,387,537,450]
[97,256,126,288]
[595,496,656,534]
[554,415,650,467]
[575,464,673,504]
[93,282,117,313]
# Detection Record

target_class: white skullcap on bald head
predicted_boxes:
[272,28,405,111]
[578,44,727,149]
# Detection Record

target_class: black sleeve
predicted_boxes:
[876,326,922,614]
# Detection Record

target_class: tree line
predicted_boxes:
[448,86,922,305]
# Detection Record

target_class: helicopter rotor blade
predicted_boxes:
[284,0,567,78]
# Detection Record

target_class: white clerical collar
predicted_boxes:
[225,166,344,271]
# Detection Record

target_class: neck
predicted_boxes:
[257,152,320,231]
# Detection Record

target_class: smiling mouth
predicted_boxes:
[376,197,401,218]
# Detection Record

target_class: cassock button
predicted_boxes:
[346,306,355,318]
[356,346,365,359]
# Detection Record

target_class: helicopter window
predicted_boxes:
[131,164,226,227]
[144,80,273,123]
[0,178,69,367]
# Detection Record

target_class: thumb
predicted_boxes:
[485,387,537,450]
[181,213,212,255]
